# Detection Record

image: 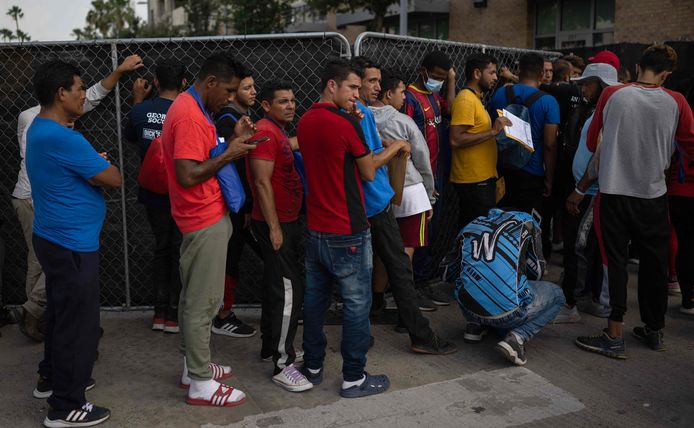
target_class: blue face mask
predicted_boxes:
[424,72,444,93]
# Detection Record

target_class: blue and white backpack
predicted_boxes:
[445,209,545,317]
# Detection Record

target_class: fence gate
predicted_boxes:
[0,32,351,309]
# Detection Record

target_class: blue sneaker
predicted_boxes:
[575,329,627,359]
[299,366,323,385]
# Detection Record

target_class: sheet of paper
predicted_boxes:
[497,109,534,151]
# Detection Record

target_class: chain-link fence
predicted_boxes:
[0,31,560,310]
[0,33,351,309]
[355,32,561,278]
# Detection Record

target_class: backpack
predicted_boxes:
[496,85,546,170]
[137,136,168,195]
[445,209,545,317]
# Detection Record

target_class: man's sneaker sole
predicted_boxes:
[185,396,246,407]
[163,325,180,334]
[463,330,488,344]
[43,410,109,428]
[418,306,437,312]
[34,379,96,399]
[271,377,314,392]
[431,300,450,306]
[680,306,694,316]
[574,339,627,359]
[211,326,256,338]
[495,341,527,366]
[410,343,457,355]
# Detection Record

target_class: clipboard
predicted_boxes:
[388,152,409,206]
[497,108,535,153]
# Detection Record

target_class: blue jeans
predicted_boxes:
[460,281,565,342]
[302,229,373,381]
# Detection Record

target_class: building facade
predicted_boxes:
[449,0,694,50]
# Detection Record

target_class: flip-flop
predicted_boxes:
[186,384,246,407]
[339,372,390,398]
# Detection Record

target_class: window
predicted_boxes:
[534,0,614,49]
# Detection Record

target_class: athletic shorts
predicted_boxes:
[397,212,429,248]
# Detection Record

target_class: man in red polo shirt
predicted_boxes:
[297,59,400,398]
[246,80,310,392]
[161,52,256,407]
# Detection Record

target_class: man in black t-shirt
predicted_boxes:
[539,59,583,258]
[124,58,185,333]
[211,74,260,340]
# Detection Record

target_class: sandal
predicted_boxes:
[339,372,390,398]
[186,384,246,407]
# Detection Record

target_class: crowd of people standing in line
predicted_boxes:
[9,41,694,427]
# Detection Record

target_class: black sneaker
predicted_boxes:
[496,334,527,366]
[44,402,110,427]
[34,377,96,399]
[411,334,457,355]
[420,282,452,306]
[211,312,256,338]
[575,329,627,359]
[299,366,323,385]
[463,323,489,344]
[416,289,437,312]
[632,326,666,352]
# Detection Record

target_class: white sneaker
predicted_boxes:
[680,306,694,316]
[180,361,233,389]
[272,364,313,392]
[552,305,581,324]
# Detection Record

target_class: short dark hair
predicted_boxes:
[351,56,381,71]
[155,58,186,91]
[422,50,452,72]
[518,53,545,80]
[259,80,294,104]
[320,58,364,91]
[561,54,586,72]
[32,60,81,106]
[640,44,678,74]
[552,59,572,82]
[463,54,498,82]
[197,52,250,82]
[378,69,404,100]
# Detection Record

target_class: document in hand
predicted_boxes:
[497,109,534,152]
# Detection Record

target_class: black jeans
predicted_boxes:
[499,169,545,216]
[253,220,304,373]
[369,206,434,344]
[145,205,181,319]
[597,194,669,329]
[453,178,497,230]
[561,195,593,306]
[34,235,100,411]
[669,196,694,308]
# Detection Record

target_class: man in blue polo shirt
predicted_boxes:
[351,56,456,356]
[488,53,560,215]
[27,60,122,427]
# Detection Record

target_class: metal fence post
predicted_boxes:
[110,42,132,310]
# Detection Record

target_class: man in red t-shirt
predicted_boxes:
[161,52,256,407]
[296,59,390,398]
[245,81,310,392]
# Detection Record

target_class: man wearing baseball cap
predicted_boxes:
[557,62,619,324]
[589,50,621,72]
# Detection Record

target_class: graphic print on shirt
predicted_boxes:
[143,112,167,140]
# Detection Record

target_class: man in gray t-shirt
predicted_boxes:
[574,45,694,360]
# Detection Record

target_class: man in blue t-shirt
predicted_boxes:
[351,56,456,356]
[26,60,122,427]
[124,58,186,333]
[488,53,560,215]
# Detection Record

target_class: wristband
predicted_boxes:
[574,187,585,196]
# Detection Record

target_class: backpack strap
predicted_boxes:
[215,112,238,124]
[505,85,516,105]
[524,90,546,108]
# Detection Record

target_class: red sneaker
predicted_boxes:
[152,315,165,331]
[164,320,179,334]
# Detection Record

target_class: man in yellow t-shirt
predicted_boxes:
[450,54,511,228]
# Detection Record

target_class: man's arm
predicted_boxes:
[672,91,694,158]
[81,54,145,114]
[445,68,457,115]
[88,164,122,188]
[249,158,283,250]
[542,124,559,197]
[450,117,511,148]
[132,78,152,105]
[175,138,256,188]
[565,164,597,215]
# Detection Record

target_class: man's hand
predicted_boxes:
[395,140,411,156]
[426,209,433,222]
[348,103,364,121]
[117,54,144,75]
[448,67,456,82]
[270,225,283,251]
[543,177,553,198]
[99,152,110,163]
[565,191,584,216]
[492,116,512,136]
[288,136,299,151]
[132,78,152,104]
[234,116,256,140]
[224,138,257,162]
[500,66,518,82]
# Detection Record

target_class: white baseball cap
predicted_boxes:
[571,62,619,86]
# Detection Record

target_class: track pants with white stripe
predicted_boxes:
[253,219,304,374]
